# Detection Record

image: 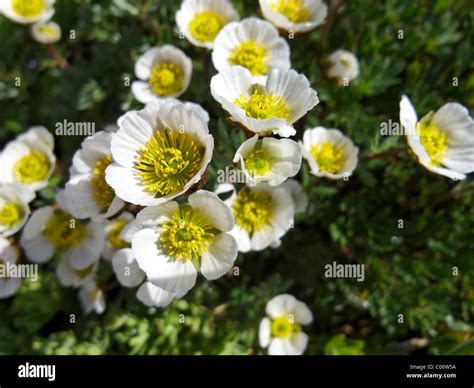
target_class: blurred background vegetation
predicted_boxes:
[0,0,473,355]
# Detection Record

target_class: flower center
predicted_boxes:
[44,210,87,252]
[0,202,24,229]
[271,315,299,338]
[149,62,185,96]
[38,25,57,37]
[12,0,45,18]
[72,264,95,279]
[310,142,346,174]
[416,116,448,166]
[107,219,129,250]
[232,188,273,234]
[189,10,226,42]
[135,129,204,197]
[160,205,217,262]
[340,57,352,69]
[244,148,273,176]
[229,40,269,76]
[235,86,290,120]
[13,150,50,184]
[271,0,310,23]
[91,155,115,209]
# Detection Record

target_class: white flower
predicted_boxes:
[20,192,105,268]
[300,126,359,179]
[79,281,105,314]
[259,293,313,355]
[131,190,238,296]
[131,45,192,103]
[0,237,22,299]
[176,0,239,49]
[234,135,302,186]
[0,126,56,191]
[106,102,214,206]
[259,0,327,33]
[31,20,61,44]
[219,182,295,252]
[0,183,35,237]
[63,131,125,220]
[102,211,134,261]
[0,0,55,24]
[211,66,318,137]
[212,17,291,80]
[326,49,360,84]
[145,98,210,125]
[400,96,474,180]
[56,257,98,288]
[281,179,307,213]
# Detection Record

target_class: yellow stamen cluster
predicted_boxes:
[232,188,273,233]
[416,116,449,166]
[149,62,185,96]
[39,25,57,37]
[0,202,24,229]
[189,10,226,42]
[244,148,273,176]
[13,150,50,184]
[160,205,217,262]
[271,0,310,23]
[107,219,129,250]
[91,155,115,209]
[310,142,346,174]
[235,87,290,120]
[135,129,204,197]
[72,264,95,279]
[229,40,269,75]
[271,315,299,338]
[12,0,45,18]
[44,210,87,252]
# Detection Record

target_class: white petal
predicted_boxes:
[258,317,272,348]
[200,233,238,280]
[136,281,175,307]
[112,248,146,287]
[188,190,235,232]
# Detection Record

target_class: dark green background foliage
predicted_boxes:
[0,0,473,355]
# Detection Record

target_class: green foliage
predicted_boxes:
[0,0,473,355]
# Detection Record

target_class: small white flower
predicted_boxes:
[176,0,239,49]
[281,179,308,213]
[0,0,55,24]
[102,211,134,261]
[31,20,61,44]
[0,237,22,299]
[326,49,359,84]
[212,17,291,80]
[106,102,214,206]
[0,183,35,237]
[56,257,98,288]
[20,191,105,268]
[79,281,105,315]
[219,183,295,252]
[131,190,238,297]
[259,0,327,33]
[0,126,56,191]
[300,126,359,179]
[131,45,192,103]
[233,135,302,186]
[259,293,313,355]
[211,66,318,137]
[64,131,125,220]
[400,96,474,180]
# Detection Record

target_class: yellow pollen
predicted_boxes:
[232,188,273,234]
[88,289,99,299]
[160,205,217,262]
[149,62,185,96]
[235,87,290,120]
[72,264,95,279]
[310,142,346,174]
[107,219,129,250]
[189,10,226,42]
[12,0,45,18]
[91,155,115,209]
[13,150,50,184]
[0,202,24,229]
[135,129,204,197]
[271,315,299,338]
[244,148,273,176]
[416,115,449,166]
[44,210,87,252]
[39,25,57,37]
[271,0,310,23]
[229,40,269,75]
